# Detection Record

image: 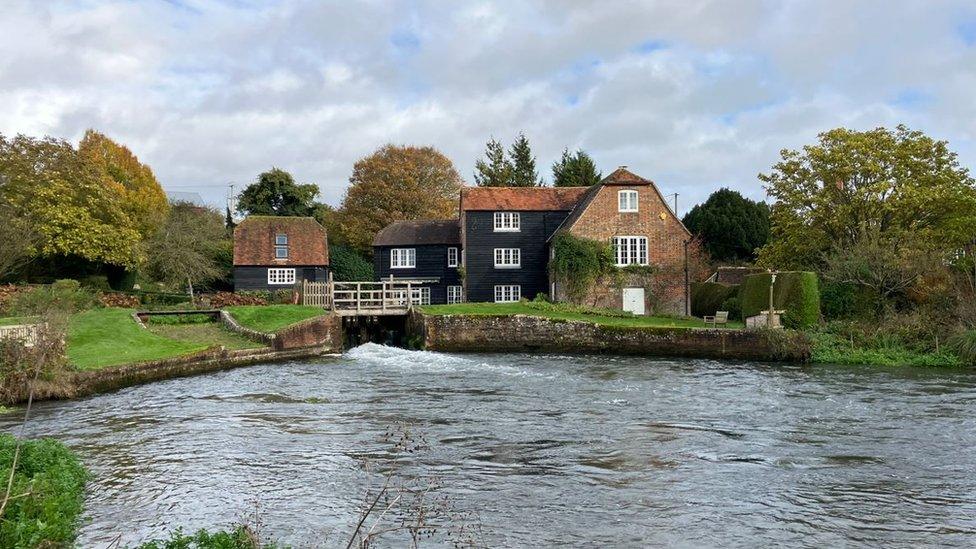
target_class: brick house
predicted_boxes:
[233,216,330,291]
[371,167,690,314]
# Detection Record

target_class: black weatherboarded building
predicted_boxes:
[233,216,330,291]
[373,220,462,305]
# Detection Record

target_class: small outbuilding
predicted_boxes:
[233,216,329,291]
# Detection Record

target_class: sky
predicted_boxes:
[2,0,975,215]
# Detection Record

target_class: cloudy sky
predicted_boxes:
[2,1,975,214]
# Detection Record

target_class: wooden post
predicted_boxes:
[407,282,413,310]
[356,282,361,313]
[382,281,387,312]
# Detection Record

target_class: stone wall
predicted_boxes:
[412,312,810,362]
[220,311,342,351]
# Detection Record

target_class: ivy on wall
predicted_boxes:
[549,233,615,302]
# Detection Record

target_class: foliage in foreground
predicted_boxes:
[0,435,88,548]
[0,315,72,404]
[136,526,280,549]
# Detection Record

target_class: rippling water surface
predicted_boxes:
[3,344,976,547]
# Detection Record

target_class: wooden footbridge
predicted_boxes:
[302,279,432,317]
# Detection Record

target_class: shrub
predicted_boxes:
[691,282,737,317]
[948,330,976,366]
[204,292,267,308]
[550,233,615,303]
[720,296,742,321]
[820,281,881,320]
[79,275,112,291]
[99,292,141,308]
[740,271,820,328]
[330,243,374,282]
[136,526,280,549]
[11,280,98,316]
[0,435,88,548]
[0,315,71,403]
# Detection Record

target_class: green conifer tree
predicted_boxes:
[508,132,542,187]
[473,138,512,187]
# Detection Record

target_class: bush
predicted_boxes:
[0,316,71,403]
[820,281,881,320]
[0,435,88,548]
[99,292,141,308]
[720,296,742,321]
[330,243,374,282]
[135,526,279,549]
[948,329,976,365]
[691,282,737,317]
[740,271,820,328]
[204,292,267,308]
[550,233,615,303]
[11,280,98,315]
[80,275,111,291]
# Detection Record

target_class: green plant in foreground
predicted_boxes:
[947,329,976,366]
[0,435,88,548]
[136,526,281,549]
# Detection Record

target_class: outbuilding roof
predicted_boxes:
[233,216,329,266]
[373,219,460,247]
[460,186,589,211]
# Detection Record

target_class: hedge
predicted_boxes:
[740,271,820,328]
[691,282,738,318]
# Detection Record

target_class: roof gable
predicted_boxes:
[460,186,589,211]
[233,216,329,266]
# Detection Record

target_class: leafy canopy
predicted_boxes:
[335,144,462,254]
[552,148,601,187]
[682,188,770,262]
[757,125,976,269]
[0,133,143,267]
[142,202,229,296]
[236,167,319,217]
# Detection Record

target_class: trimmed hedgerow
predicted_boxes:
[740,271,820,328]
[0,435,88,548]
[690,282,738,318]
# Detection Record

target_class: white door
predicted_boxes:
[622,288,645,315]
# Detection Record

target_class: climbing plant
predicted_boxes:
[550,233,614,302]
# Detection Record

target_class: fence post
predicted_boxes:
[382,281,387,312]
[356,282,361,313]
[407,282,413,310]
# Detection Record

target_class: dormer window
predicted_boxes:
[618,190,638,212]
[494,212,520,232]
[274,234,289,259]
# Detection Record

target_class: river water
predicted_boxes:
[3,344,976,547]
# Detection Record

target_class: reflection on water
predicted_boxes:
[2,343,976,547]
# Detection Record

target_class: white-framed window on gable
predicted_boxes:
[494,285,520,303]
[494,248,521,268]
[267,268,296,285]
[612,236,648,266]
[618,190,639,212]
[447,285,463,304]
[493,212,520,232]
[447,247,459,267]
[274,233,289,259]
[391,248,416,269]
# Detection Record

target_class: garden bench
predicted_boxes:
[704,311,729,327]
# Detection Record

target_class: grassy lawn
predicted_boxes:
[146,323,265,351]
[0,316,34,326]
[68,308,207,370]
[225,305,326,333]
[421,302,743,329]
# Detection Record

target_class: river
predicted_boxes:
[2,344,976,547]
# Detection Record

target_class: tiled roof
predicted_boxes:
[373,219,460,246]
[233,216,329,266]
[601,167,653,186]
[460,186,589,211]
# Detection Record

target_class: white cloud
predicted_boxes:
[0,0,974,213]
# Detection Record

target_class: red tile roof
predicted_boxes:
[601,167,653,186]
[233,216,329,266]
[460,186,589,211]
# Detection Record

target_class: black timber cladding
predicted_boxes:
[373,245,462,305]
[463,210,571,303]
[233,266,329,292]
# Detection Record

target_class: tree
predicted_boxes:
[473,138,512,187]
[682,188,770,262]
[336,145,462,254]
[236,168,319,217]
[0,205,41,281]
[757,125,976,269]
[142,202,228,299]
[508,132,542,187]
[78,130,169,239]
[0,133,142,268]
[552,148,602,187]
[329,243,375,281]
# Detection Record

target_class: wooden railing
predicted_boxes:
[0,324,42,347]
[301,279,425,314]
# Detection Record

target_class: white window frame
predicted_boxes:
[494,285,521,303]
[493,212,521,232]
[612,236,648,266]
[410,287,431,305]
[447,247,459,267]
[390,248,416,269]
[267,268,296,285]
[618,190,639,212]
[274,233,288,259]
[447,285,463,304]
[493,248,521,268]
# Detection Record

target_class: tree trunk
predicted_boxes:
[187,277,194,303]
